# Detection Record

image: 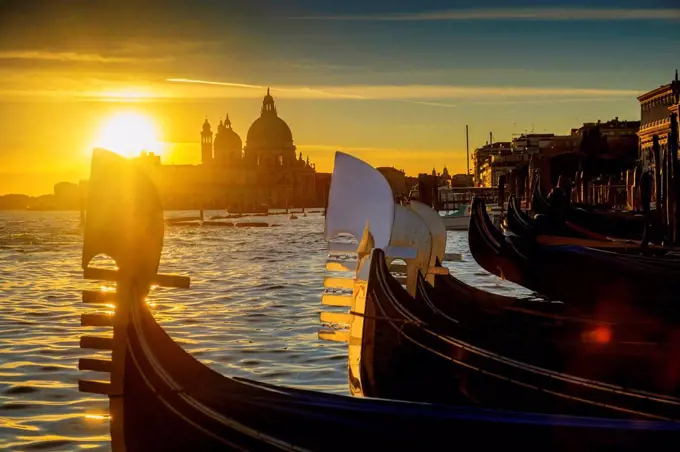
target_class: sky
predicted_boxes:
[0,0,678,195]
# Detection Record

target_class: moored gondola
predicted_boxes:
[507,194,587,240]
[359,247,680,419]
[469,197,680,323]
[531,179,647,240]
[419,272,680,392]
[506,195,671,254]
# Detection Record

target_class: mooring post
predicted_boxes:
[669,113,679,244]
[652,135,663,228]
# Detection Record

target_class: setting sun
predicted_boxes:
[93,112,160,157]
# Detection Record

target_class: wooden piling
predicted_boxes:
[670,113,679,244]
[652,135,663,228]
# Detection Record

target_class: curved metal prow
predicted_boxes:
[319,153,448,392]
[78,148,189,451]
[325,152,395,250]
[82,148,164,284]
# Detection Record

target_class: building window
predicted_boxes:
[278,155,283,166]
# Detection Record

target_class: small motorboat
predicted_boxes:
[441,204,502,231]
[441,205,470,231]
[288,213,298,220]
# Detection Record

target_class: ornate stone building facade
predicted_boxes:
[135,90,318,211]
[638,71,680,170]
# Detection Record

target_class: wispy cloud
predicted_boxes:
[166,78,640,100]
[166,78,367,100]
[291,8,680,21]
[0,50,172,63]
[0,73,641,104]
[165,78,265,90]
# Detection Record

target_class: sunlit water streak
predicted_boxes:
[0,210,531,450]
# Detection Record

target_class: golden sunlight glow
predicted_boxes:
[85,413,110,422]
[97,88,157,102]
[93,112,160,157]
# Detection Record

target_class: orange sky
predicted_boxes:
[1,1,677,195]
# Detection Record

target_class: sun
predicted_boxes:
[93,112,160,157]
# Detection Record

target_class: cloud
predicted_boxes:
[291,8,680,21]
[0,50,173,63]
[165,78,265,90]
[165,78,640,100]
[0,72,641,105]
[166,78,368,100]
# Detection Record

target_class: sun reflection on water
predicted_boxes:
[84,414,110,422]
[0,211,530,450]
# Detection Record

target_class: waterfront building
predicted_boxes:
[472,119,640,189]
[133,89,319,211]
[638,71,680,170]
[450,173,473,187]
[473,141,511,187]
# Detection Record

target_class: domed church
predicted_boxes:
[244,88,297,166]
[140,89,317,211]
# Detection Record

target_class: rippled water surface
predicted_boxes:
[0,210,531,450]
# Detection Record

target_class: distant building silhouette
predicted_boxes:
[376,167,410,198]
[473,118,641,188]
[133,89,318,211]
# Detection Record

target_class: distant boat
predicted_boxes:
[289,213,298,220]
[441,204,501,231]
[441,206,470,231]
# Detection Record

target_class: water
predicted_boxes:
[0,211,531,450]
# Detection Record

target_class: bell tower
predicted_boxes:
[201,118,213,165]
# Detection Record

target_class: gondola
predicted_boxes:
[505,199,680,268]
[359,247,680,420]
[505,195,671,255]
[77,149,680,451]
[469,197,680,323]
[508,194,612,241]
[531,180,647,240]
[431,256,561,314]
[506,194,588,240]
[419,271,680,389]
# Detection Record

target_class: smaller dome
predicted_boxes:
[222,114,242,151]
[202,118,211,132]
[214,113,243,161]
[221,127,242,151]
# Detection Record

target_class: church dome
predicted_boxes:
[222,127,242,151]
[245,89,295,151]
[213,115,243,162]
[220,115,242,151]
